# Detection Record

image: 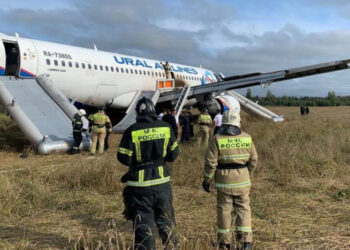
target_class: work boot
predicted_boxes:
[243,242,252,250]
[219,243,231,249]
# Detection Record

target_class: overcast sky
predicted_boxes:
[1,0,350,96]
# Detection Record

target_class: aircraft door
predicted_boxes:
[0,42,6,76]
[17,38,38,78]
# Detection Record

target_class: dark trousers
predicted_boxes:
[214,126,221,135]
[190,124,194,138]
[123,186,177,250]
[181,125,191,142]
[72,132,82,154]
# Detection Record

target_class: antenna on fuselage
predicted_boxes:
[15,33,19,38]
[93,44,98,51]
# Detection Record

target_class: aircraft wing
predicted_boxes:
[113,59,350,132]
[158,59,350,103]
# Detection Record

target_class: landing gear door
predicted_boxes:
[0,42,6,76]
[17,38,38,78]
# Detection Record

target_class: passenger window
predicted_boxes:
[46,59,50,65]
[116,67,119,72]
[61,61,65,67]
[152,72,154,76]
[82,63,85,69]
[75,62,79,68]
[140,70,142,74]
[111,66,114,72]
[143,70,146,75]
[121,68,124,73]
[135,69,137,74]
[147,71,150,76]
[100,65,103,71]
[105,66,109,71]
[94,65,98,70]
[130,69,133,74]
[88,64,92,69]
[126,68,129,73]
[54,60,58,66]
[68,62,72,67]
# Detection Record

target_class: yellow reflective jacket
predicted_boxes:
[88,112,111,133]
[203,130,258,195]
[198,114,212,127]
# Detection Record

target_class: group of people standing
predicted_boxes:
[300,105,310,116]
[71,106,112,155]
[158,106,224,147]
[117,98,258,250]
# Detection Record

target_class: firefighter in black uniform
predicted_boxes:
[71,109,86,154]
[117,97,179,250]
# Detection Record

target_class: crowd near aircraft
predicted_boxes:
[0,32,349,153]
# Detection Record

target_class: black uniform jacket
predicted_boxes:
[117,116,179,193]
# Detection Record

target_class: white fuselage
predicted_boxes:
[0,34,218,109]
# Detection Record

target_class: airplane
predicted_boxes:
[0,32,349,154]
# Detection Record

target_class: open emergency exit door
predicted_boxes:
[0,41,6,76]
[17,38,38,78]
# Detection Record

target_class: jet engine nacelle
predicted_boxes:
[203,94,241,115]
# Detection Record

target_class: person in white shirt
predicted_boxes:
[158,108,167,120]
[213,111,223,135]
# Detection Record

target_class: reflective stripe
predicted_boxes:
[73,130,81,132]
[75,122,82,124]
[170,141,178,151]
[158,166,164,178]
[163,138,169,157]
[138,170,144,183]
[217,227,230,234]
[131,127,171,143]
[127,176,170,187]
[215,180,251,189]
[218,137,252,150]
[219,154,250,160]
[204,172,214,178]
[135,141,141,162]
[236,226,252,232]
[118,147,133,156]
[73,146,79,149]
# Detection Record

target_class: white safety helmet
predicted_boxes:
[222,109,241,127]
[78,109,86,116]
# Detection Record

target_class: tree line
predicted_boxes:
[245,89,350,106]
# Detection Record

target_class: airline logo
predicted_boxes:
[113,56,198,74]
[201,71,216,85]
[0,66,5,76]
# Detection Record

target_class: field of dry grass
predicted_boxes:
[1,106,350,249]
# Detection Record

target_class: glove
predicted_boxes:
[202,181,210,193]
[121,172,130,183]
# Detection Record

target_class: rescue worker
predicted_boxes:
[71,109,86,154]
[117,97,179,250]
[88,106,112,155]
[196,107,212,147]
[161,61,171,79]
[202,109,258,250]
